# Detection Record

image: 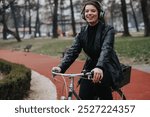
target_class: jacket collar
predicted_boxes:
[83,21,104,41]
[82,22,105,49]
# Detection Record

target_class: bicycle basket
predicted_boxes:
[118,64,132,88]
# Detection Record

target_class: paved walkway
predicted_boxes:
[24,70,57,100]
[0,50,150,100]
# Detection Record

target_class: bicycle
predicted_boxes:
[51,70,126,100]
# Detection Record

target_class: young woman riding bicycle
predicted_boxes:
[52,0,123,100]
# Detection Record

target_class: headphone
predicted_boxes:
[81,0,105,20]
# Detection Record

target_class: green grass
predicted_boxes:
[32,38,73,56]
[115,36,150,64]
[0,38,73,56]
[0,36,150,64]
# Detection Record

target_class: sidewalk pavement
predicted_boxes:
[133,64,150,73]
[0,49,150,100]
[24,70,57,100]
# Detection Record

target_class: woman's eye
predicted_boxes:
[85,10,89,13]
[91,10,96,13]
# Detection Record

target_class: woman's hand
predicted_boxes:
[92,68,103,83]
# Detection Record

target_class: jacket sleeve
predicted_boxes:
[58,33,82,73]
[96,26,115,70]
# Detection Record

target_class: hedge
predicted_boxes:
[0,59,31,100]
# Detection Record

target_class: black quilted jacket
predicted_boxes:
[58,22,123,89]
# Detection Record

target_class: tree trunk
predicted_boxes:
[52,0,58,38]
[10,2,21,42]
[140,0,150,36]
[48,0,54,37]
[120,0,130,36]
[34,0,41,37]
[23,0,28,38]
[2,3,7,40]
[70,0,76,37]
[60,0,66,36]
[28,0,32,35]
[129,0,139,32]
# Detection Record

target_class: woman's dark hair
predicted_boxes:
[81,0,104,20]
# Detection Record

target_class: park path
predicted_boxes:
[0,49,150,100]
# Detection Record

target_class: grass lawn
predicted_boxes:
[115,36,150,64]
[0,36,150,65]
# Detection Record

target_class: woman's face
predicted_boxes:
[84,4,99,26]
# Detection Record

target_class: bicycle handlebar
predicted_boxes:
[51,70,93,80]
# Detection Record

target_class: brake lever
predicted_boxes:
[87,71,94,80]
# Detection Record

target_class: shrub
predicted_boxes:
[0,59,31,99]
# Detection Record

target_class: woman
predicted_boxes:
[52,0,123,100]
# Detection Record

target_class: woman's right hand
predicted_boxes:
[52,67,61,73]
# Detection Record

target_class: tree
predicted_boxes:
[28,0,32,35]
[22,0,27,38]
[129,0,139,32]
[1,0,21,42]
[52,0,58,38]
[70,0,76,37]
[140,0,150,36]
[120,0,130,36]
[34,0,41,37]
[108,0,116,27]
[60,0,66,36]
[9,1,21,41]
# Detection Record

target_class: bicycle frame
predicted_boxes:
[67,76,81,100]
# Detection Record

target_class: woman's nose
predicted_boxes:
[88,11,92,14]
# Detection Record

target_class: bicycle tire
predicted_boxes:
[112,89,126,100]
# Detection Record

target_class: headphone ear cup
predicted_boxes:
[100,10,105,18]
[97,1,105,19]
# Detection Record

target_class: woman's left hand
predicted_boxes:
[92,68,103,83]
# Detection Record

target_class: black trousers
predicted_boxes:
[79,72,113,100]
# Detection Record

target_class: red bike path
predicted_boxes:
[0,50,150,100]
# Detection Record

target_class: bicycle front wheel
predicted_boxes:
[112,89,126,100]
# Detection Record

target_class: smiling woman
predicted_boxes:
[52,0,123,100]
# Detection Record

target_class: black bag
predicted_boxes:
[118,64,131,88]
[107,51,131,89]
